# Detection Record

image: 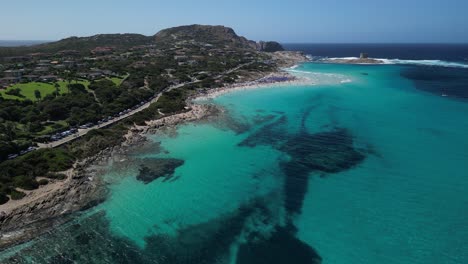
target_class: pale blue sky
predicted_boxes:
[1,0,467,43]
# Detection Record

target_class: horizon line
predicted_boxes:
[2,40,468,44]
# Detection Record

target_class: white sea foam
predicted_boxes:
[319,56,468,68]
[327,57,360,60]
[287,69,353,85]
[378,59,468,68]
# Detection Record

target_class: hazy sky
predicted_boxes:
[1,0,467,43]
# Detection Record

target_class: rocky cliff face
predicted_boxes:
[256,41,285,52]
[154,24,257,49]
[153,24,285,52]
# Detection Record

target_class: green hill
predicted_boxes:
[0,25,284,58]
[0,34,151,57]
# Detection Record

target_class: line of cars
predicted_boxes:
[49,128,79,142]
[109,99,154,120]
[49,98,154,142]
[5,97,157,161]
[96,100,149,126]
[7,146,37,160]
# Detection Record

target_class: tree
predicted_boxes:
[34,89,41,101]
[43,101,69,120]
[5,88,24,98]
[68,83,87,94]
[0,121,17,141]
[54,83,60,97]
[64,70,77,93]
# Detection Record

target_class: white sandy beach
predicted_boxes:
[194,73,316,101]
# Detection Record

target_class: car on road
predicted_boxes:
[7,154,18,160]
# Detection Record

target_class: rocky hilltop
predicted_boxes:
[154,24,255,48]
[256,41,285,52]
[0,24,285,57]
[154,24,285,52]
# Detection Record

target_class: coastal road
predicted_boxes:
[37,63,253,149]
[37,88,166,149]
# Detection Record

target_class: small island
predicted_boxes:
[324,52,384,64]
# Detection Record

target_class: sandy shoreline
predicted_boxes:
[194,73,315,100]
[0,53,310,250]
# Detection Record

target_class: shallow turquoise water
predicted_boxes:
[104,124,285,248]
[293,64,468,263]
[2,63,468,263]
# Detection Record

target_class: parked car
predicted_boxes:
[7,154,18,160]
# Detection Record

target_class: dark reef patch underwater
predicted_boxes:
[3,198,321,264]
[236,227,321,264]
[401,65,468,99]
[239,108,366,215]
[136,158,184,184]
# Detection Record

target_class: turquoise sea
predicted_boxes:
[2,61,468,263]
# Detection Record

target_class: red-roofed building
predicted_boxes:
[91,46,114,55]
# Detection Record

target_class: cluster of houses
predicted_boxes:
[91,46,115,55]
[0,38,268,91]
[0,48,121,90]
[77,69,119,80]
[0,51,82,89]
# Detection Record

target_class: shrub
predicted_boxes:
[38,179,49,185]
[10,189,26,200]
[0,192,9,205]
[46,173,67,180]
[5,88,24,98]
[13,175,39,190]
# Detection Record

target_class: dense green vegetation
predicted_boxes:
[154,89,188,113]
[0,76,154,162]
[0,81,90,100]
[0,148,74,203]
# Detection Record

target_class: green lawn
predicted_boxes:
[36,120,68,136]
[0,80,90,101]
[14,120,68,138]
[107,75,126,86]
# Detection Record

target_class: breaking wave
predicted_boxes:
[287,69,353,85]
[380,58,468,68]
[317,56,468,68]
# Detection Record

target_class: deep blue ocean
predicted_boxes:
[285,43,468,99]
[1,44,468,263]
[284,43,468,61]
[0,40,49,47]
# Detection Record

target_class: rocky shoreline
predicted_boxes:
[0,51,309,251]
[0,160,106,249]
[0,104,222,250]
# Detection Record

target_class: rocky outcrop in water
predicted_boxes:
[268,51,310,67]
[136,158,184,184]
[256,41,284,52]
